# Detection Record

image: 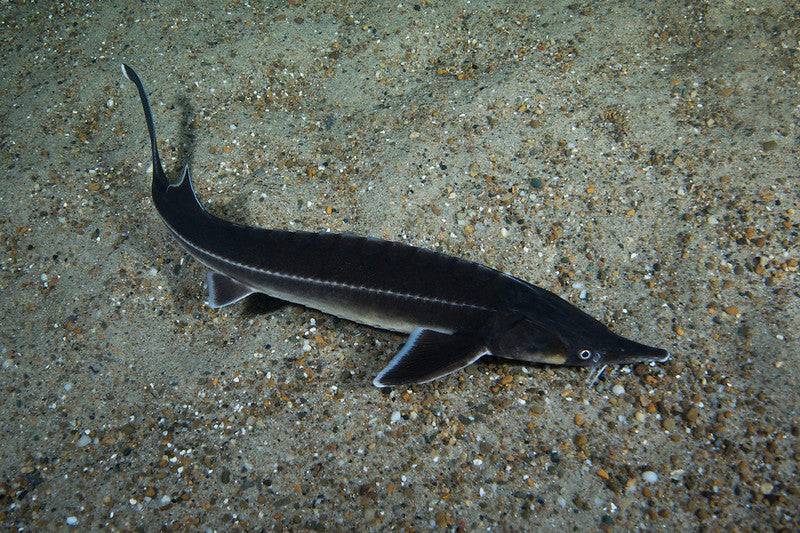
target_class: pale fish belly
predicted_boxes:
[247,271,475,334]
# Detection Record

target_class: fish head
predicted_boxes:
[489,315,670,368]
[562,328,671,368]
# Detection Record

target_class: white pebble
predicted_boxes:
[63,382,73,392]
[642,471,658,483]
[390,411,402,423]
[66,516,78,526]
[669,469,686,481]
[612,384,625,396]
[77,434,91,447]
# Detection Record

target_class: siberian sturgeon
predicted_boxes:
[122,64,671,387]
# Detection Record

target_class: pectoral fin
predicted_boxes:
[206,272,255,308]
[373,329,490,387]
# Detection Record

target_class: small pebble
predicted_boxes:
[390,411,402,423]
[66,516,78,526]
[612,384,625,396]
[77,434,91,447]
[670,469,686,481]
[642,471,659,484]
[760,140,777,151]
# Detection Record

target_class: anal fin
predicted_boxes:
[373,329,489,387]
[206,272,255,308]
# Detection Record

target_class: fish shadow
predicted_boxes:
[241,293,287,316]
[174,93,197,176]
[162,94,205,305]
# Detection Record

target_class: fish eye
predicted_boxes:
[578,349,591,360]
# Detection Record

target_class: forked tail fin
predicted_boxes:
[121,64,169,190]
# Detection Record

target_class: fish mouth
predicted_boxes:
[646,349,672,364]
[656,351,672,363]
[586,351,670,386]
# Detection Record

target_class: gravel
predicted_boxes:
[0,0,797,530]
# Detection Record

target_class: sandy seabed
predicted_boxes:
[1,1,798,530]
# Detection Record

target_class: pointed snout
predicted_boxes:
[606,336,671,366]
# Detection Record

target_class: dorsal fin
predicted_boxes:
[168,163,205,211]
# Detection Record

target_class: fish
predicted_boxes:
[121,64,671,388]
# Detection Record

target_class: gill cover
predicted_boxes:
[488,317,568,365]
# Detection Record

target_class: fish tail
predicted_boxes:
[121,64,169,190]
